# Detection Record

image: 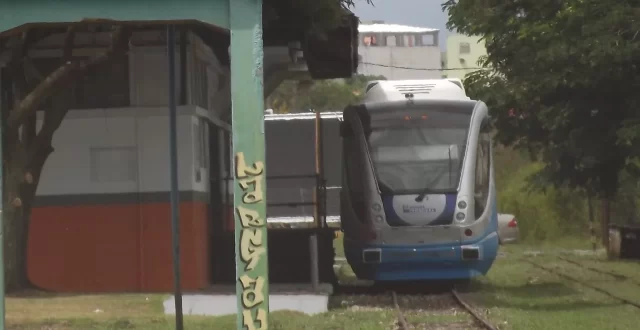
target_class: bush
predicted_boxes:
[495,147,590,242]
[498,163,590,241]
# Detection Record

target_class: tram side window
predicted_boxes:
[474,124,491,220]
[344,133,368,223]
[342,108,371,223]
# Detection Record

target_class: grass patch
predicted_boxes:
[7,293,164,322]
[7,241,640,329]
[6,307,395,330]
[464,244,640,330]
[503,236,604,255]
[5,292,395,330]
[333,233,345,259]
[575,258,640,282]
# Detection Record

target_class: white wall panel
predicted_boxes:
[36,107,204,196]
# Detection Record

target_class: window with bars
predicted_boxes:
[460,42,471,54]
[362,35,379,46]
[403,35,416,47]
[421,34,435,46]
[386,35,397,46]
[193,58,209,109]
[193,118,208,182]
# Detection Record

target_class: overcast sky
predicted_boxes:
[351,0,451,50]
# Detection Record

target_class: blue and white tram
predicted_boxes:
[339,78,499,281]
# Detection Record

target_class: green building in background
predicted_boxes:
[443,33,487,81]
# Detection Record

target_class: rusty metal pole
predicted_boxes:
[587,192,596,252]
[314,110,321,228]
[318,111,326,227]
[309,234,319,292]
[310,110,321,291]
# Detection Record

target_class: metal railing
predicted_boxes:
[223,173,328,228]
[222,111,332,229]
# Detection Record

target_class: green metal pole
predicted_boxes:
[229,0,269,329]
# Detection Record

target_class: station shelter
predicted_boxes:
[0,0,359,293]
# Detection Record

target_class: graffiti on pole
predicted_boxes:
[235,151,269,330]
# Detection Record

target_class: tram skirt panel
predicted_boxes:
[212,228,337,284]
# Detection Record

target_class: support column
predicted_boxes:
[166,25,184,330]
[229,0,270,329]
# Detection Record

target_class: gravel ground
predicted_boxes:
[331,292,483,329]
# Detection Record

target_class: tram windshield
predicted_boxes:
[364,105,473,195]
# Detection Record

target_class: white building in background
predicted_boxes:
[357,21,442,80]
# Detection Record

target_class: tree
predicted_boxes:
[265,0,374,38]
[443,0,640,246]
[0,25,132,291]
[267,74,386,113]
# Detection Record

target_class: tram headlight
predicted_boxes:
[457,201,467,209]
[455,212,466,221]
[374,215,384,223]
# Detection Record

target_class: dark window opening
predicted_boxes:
[343,105,372,223]
[193,58,209,109]
[32,54,130,110]
[363,35,378,46]
[365,82,379,93]
[421,34,435,46]
[386,35,397,47]
[460,42,471,54]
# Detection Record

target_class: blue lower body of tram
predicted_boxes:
[342,199,499,282]
[344,232,499,281]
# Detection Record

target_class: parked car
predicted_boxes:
[497,213,519,244]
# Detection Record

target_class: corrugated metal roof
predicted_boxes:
[358,23,438,34]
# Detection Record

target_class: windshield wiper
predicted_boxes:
[416,146,455,202]
[415,188,437,202]
[448,145,453,187]
[415,187,459,201]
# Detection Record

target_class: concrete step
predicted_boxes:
[163,283,333,316]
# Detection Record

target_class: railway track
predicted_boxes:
[390,291,410,330]
[333,282,499,329]
[389,287,498,330]
[523,258,640,310]
[555,255,640,287]
[450,288,499,330]
[333,281,499,329]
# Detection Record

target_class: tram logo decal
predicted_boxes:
[235,152,268,330]
[402,205,437,213]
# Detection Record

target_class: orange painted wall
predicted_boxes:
[27,201,209,292]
